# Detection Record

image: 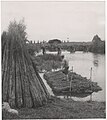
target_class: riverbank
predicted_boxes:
[44,70,102,97]
[3,96,106,119]
[32,54,62,72]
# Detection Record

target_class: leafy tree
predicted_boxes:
[90,35,105,53]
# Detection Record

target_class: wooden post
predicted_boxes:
[90,67,92,101]
[72,66,73,72]
[90,67,92,80]
[70,66,73,98]
[70,77,72,92]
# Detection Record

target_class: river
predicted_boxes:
[38,51,105,102]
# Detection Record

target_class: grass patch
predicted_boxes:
[2,96,106,119]
[32,54,62,72]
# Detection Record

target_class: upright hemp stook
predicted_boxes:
[2,20,50,108]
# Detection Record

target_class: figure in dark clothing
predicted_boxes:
[62,66,69,75]
[57,47,61,55]
[42,46,46,55]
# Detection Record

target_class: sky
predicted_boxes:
[1,1,105,42]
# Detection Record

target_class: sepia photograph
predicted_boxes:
[1,1,106,119]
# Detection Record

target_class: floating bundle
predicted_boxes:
[2,20,50,108]
[44,71,102,96]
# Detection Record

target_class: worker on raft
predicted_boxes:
[61,55,69,81]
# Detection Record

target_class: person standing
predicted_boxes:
[57,47,61,55]
[61,55,69,81]
[42,46,46,55]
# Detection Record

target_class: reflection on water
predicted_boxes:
[62,51,105,102]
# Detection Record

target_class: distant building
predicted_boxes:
[48,39,62,44]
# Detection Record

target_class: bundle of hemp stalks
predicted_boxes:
[2,20,50,108]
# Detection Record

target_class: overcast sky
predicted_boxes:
[1,1,105,42]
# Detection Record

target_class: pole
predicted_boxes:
[70,66,73,98]
[72,66,73,72]
[90,67,92,101]
[70,77,72,92]
[90,67,92,80]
